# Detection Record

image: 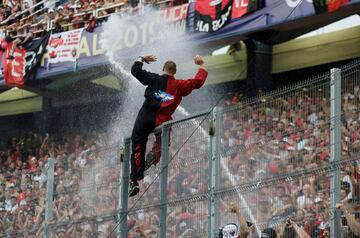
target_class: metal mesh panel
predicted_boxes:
[125,134,162,235]
[164,114,211,237]
[167,115,210,201]
[341,63,360,158]
[219,171,331,236]
[50,217,120,237]
[51,144,121,236]
[337,60,360,238]
[118,114,212,236]
[127,206,161,237]
[128,133,161,210]
[218,76,332,191]
[44,60,360,238]
[0,161,48,238]
[212,61,360,237]
[167,199,209,237]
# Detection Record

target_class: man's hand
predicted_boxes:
[135,228,145,237]
[193,55,204,66]
[229,203,239,213]
[142,55,157,64]
[285,218,293,227]
[336,203,344,210]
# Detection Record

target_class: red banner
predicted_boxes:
[160,4,189,21]
[3,44,26,86]
[194,0,233,32]
[231,0,264,19]
[328,0,349,12]
[232,0,248,18]
[3,32,50,87]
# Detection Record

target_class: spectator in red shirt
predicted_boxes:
[128,55,207,197]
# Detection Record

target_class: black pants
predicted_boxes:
[130,106,156,182]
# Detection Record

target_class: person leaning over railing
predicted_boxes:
[4,28,34,60]
[52,5,64,33]
[85,3,96,32]
[336,203,360,236]
[227,203,280,238]
[227,203,311,238]
[128,55,208,197]
[227,203,254,238]
[33,7,55,29]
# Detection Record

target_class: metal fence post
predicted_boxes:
[209,107,220,237]
[159,125,170,238]
[44,158,55,238]
[118,138,131,238]
[330,68,341,238]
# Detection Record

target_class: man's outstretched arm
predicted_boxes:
[337,203,360,236]
[178,55,208,96]
[131,55,158,86]
[229,203,251,237]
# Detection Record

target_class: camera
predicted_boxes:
[219,223,239,237]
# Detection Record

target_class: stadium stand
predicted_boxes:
[0,0,359,236]
[1,61,357,237]
[0,0,184,41]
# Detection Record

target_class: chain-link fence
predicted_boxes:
[46,143,122,237]
[40,59,360,238]
[116,59,360,237]
[0,158,49,238]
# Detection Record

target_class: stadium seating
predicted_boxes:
[0,0,180,40]
[1,67,358,236]
[0,0,359,235]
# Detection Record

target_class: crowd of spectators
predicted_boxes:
[217,78,360,237]
[126,72,360,237]
[0,68,359,237]
[0,131,124,237]
[0,0,182,57]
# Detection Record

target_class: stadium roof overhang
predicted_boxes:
[1,24,360,108]
[194,3,360,47]
[0,67,123,116]
[0,6,360,116]
[181,25,360,84]
[248,5,360,44]
[0,88,42,116]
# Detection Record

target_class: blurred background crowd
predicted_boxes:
[0,0,358,236]
[0,76,359,237]
[0,0,183,42]
[0,74,359,238]
[0,130,123,237]
[124,75,360,237]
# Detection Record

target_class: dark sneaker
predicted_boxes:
[153,154,160,166]
[145,151,155,171]
[129,181,139,197]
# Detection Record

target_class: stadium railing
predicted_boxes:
[113,59,359,238]
[3,57,355,237]
[2,0,179,40]
[0,160,49,237]
[43,143,123,237]
[40,59,360,238]
[37,60,360,238]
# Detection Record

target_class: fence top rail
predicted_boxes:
[340,58,360,72]
[0,0,61,25]
[227,72,331,110]
[152,109,211,134]
[222,59,360,113]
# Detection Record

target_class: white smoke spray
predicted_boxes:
[97,8,260,235]
[100,8,199,143]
